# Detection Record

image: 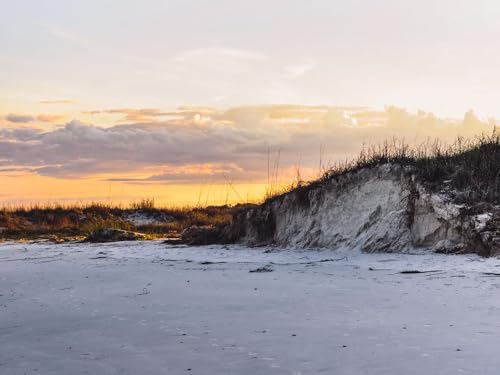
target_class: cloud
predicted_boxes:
[108,163,262,184]
[0,106,495,183]
[5,113,35,123]
[284,58,317,78]
[39,99,76,105]
[85,106,220,123]
[41,24,87,45]
[172,48,267,63]
[0,127,43,141]
[88,108,174,122]
[37,114,65,123]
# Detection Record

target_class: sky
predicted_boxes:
[1,0,499,205]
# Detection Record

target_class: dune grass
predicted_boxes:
[0,201,243,241]
[266,131,500,205]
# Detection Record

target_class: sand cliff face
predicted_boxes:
[216,164,500,255]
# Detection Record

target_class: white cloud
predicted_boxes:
[284,58,317,78]
[172,47,267,62]
[41,24,87,44]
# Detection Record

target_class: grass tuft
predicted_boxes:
[266,131,500,206]
[0,201,250,241]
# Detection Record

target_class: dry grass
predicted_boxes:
[266,131,500,206]
[0,202,245,240]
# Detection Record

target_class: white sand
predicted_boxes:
[1,241,500,374]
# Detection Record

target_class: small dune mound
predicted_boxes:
[181,225,222,245]
[85,228,147,243]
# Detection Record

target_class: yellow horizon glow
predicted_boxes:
[0,173,272,207]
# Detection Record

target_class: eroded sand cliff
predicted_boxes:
[207,164,500,255]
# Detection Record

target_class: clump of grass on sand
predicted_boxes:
[0,202,246,241]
